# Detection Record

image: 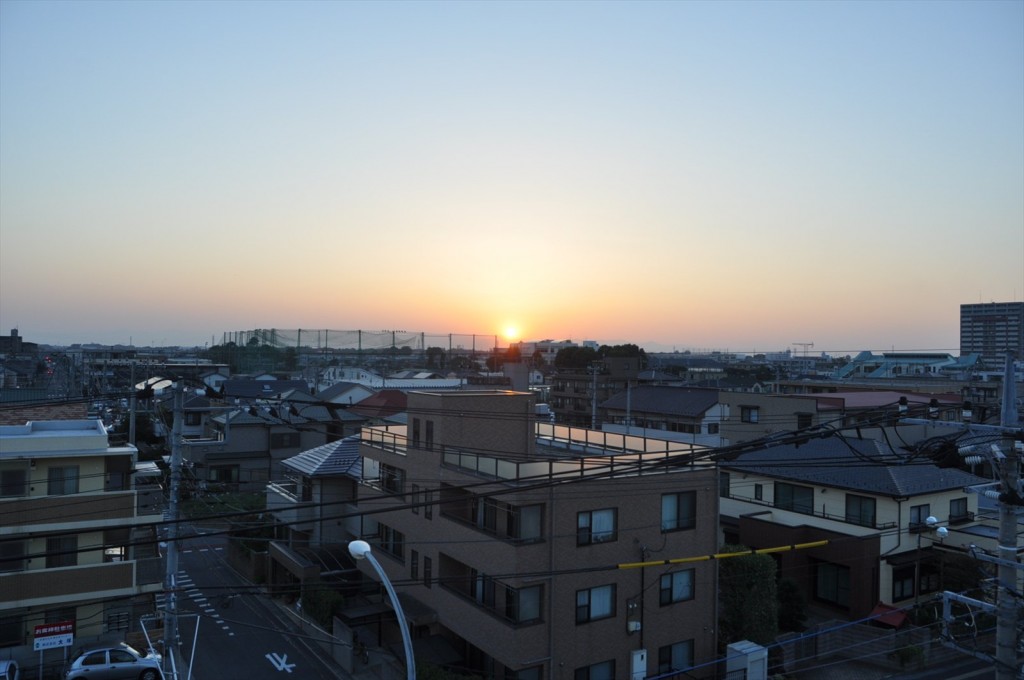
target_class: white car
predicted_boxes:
[0,660,19,680]
[64,644,162,680]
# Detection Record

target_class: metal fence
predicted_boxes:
[221,329,510,352]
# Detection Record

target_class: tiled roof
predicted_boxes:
[282,436,362,477]
[720,437,987,497]
[349,389,408,418]
[600,385,719,417]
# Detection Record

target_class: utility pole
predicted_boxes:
[163,380,183,679]
[995,353,1021,680]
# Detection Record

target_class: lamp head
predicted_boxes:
[925,516,938,527]
[936,527,949,539]
[349,540,372,560]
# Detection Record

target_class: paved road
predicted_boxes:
[168,532,345,680]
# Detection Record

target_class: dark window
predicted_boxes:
[658,640,694,673]
[46,536,77,568]
[719,472,730,498]
[845,494,876,527]
[574,660,615,680]
[754,483,763,501]
[411,484,420,514]
[507,504,543,543]
[949,497,969,522]
[109,650,135,664]
[425,420,434,451]
[410,550,419,580]
[210,465,239,483]
[893,565,914,601]
[184,412,202,426]
[910,504,931,531]
[376,523,404,561]
[661,491,696,532]
[474,497,499,532]
[423,556,432,588]
[577,508,617,545]
[740,406,759,423]
[505,585,542,624]
[659,569,694,605]
[796,412,813,429]
[412,418,421,446]
[380,463,405,494]
[0,467,29,497]
[424,489,433,520]
[270,432,301,449]
[0,540,25,573]
[82,651,107,666]
[815,561,850,607]
[576,584,615,623]
[47,466,79,495]
[775,482,813,514]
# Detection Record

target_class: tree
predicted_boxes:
[425,347,446,369]
[718,545,779,648]
[777,577,808,632]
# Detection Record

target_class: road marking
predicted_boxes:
[266,652,296,673]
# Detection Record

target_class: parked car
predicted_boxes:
[0,659,19,680]
[64,644,162,680]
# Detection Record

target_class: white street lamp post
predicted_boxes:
[914,516,949,609]
[349,540,415,680]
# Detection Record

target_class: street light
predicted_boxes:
[348,540,415,680]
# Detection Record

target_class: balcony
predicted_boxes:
[1,491,161,530]
[266,481,316,528]
[0,557,164,608]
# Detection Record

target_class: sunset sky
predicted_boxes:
[1,0,1021,355]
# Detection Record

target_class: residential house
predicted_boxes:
[719,437,989,622]
[315,381,377,408]
[550,357,641,427]
[351,390,720,679]
[0,419,163,673]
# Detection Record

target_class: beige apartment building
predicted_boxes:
[353,390,719,680]
[0,419,164,672]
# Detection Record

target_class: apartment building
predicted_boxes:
[0,419,164,671]
[550,357,641,427]
[353,390,719,680]
[960,301,1024,365]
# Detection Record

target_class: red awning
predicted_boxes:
[869,602,908,628]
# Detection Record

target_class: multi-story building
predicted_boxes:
[550,357,641,427]
[0,419,164,672]
[353,390,719,679]
[719,436,990,622]
[960,301,1024,365]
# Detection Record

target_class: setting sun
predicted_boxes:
[503,325,521,342]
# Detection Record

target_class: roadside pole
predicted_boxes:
[995,354,1021,680]
[163,381,183,679]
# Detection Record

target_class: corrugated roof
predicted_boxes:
[282,436,362,477]
[721,437,987,497]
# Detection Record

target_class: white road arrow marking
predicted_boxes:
[265,652,296,673]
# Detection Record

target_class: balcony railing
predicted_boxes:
[0,557,164,607]
[727,492,898,530]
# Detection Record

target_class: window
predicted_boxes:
[740,406,759,423]
[661,491,696,532]
[505,585,542,624]
[950,497,969,522]
[845,494,876,527]
[796,412,813,429]
[424,489,433,520]
[577,508,617,545]
[0,467,28,497]
[658,640,694,673]
[423,556,432,588]
[270,432,300,449]
[0,540,25,573]
[46,536,77,568]
[815,561,850,608]
[0,614,22,647]
[507,504,543,543]
[376,524,404,561]
[576,584,615,623]
[412,418,421,446]
[574,660,615,680]
[707,423,720,434]
[754,483,763,501]
[411,484,420,515]
[719,472,730,498]
[82,651,107,666]
[507,667,542,680]
[47,466,79,495]
[893,565,914,601]
[425,420,434,451]
[910,504,931,531]
[474,497,499,533]
[775,482,813,514]
[410,550,419,580]
[380,463,405,494]
[659,569,694,605]
[210,465,239,484]
[184,412,202,426]
[109,649,135,664]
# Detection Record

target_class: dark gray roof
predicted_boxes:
[720,437,987,497]
[600,385,718,417]
[282,436,362,477]
[222,379,310,399]
[316,381,371,401]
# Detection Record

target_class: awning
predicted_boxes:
[869,602,908,628]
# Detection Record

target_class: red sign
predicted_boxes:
[33,621,74,651]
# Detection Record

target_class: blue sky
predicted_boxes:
[1,0,1021,353]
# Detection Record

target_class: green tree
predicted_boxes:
[718,545,779,648]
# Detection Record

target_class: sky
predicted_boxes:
[1,0,1021,355]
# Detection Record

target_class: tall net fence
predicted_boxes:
[221,329,509,352]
